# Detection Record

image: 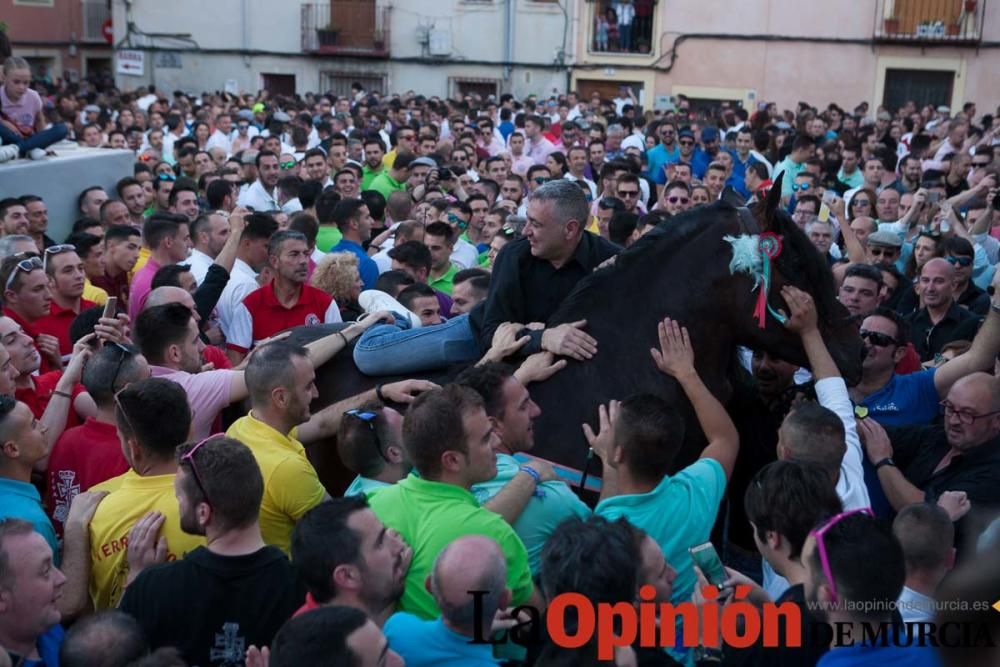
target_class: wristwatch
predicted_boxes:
[875,457,896,471]
[990,300,1000,315]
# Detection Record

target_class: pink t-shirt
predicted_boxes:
[150,365,237,440]
[127,260,161,322]
[0,86,43,130]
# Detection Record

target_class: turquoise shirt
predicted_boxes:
[471,453,591,574]
[0,478,60,564]
[345,475,390,497]
[384,613,498,666]
[595,458,726,607]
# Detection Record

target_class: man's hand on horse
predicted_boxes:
[381,379,440,404]
[484,322,531,362]
[515,351,567,385]
[542,320,597,361]
[650,317,696,380]
[582,400,621,465]
[780,285,819,335]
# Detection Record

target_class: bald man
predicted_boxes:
[384,535,509,666]
[904,257,981,362]
[860,372,1000,554]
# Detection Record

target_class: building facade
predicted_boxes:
[3,0,114,83]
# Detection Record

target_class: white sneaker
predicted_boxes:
[28,148,47,160]
[0,145,18,163]
[358,289,422,329]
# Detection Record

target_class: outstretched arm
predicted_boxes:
[934,280,1000,398]
[650,318,739,480]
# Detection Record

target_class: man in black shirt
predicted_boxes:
[119,436,304,666]
[903,258,981,361]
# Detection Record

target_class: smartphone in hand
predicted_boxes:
[689,542,729,590]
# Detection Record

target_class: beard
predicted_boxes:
[179,503,206,536]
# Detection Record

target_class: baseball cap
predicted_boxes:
[272,111,291,123]
[236,109,255,121]
[252,103,266,114]
[411,157,438,168]
[84,104,100,113]
[868,230,902,248]
[678,129,696,140]
[621,135,645,152]
[241,149,259,165]
[877,111,892,121]
[700,127,720,142]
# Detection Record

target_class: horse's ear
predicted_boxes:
[760,172,784,232]
[720,186,744,208]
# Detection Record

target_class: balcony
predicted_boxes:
[875,0,985,43]
[301,1,390,58]
[80,0,112,44]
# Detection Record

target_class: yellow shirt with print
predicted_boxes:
[88,471,205,609]
[226,413,327,555]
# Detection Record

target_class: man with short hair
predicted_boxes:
[904,257,981,361]
[775,135,816,198]
[93,225,141,308]
[866,229,902,266]
[236,150,281,212]
[876,187,901,222]
[185,212,230,285]
[119,437,304,666]
[338,402,411,496]
[451,269,489,316]
[398,284,444,326]
[941,237,991,316]
[0,252,60,372]
[329,199,379,290]
[217,212,278,341]
[844,156,886,210]
[227,230,342,362]
[35,247,96,357]
[836,145,864,191]
[64,233,109,306]
[523,114,555,164]
[115,178,146,227]
[59,610,148,667]
[369,150,414,201]
[127,213,192,322]
[424,222,459,296]
[269,606,403,667]
[361,137,386,190]
[19,195,54,251]
[291,496,410,625]
[77,187,108,221]
[658,181,692,216]
[704,162,728,201]
[367,385,540,619]
[384,535,508,666]
[167,181,200,222]
[892,502,955,624]
[837,263,883,318]
[87,377,205,609]
[99,200,130,229]
[0,520,67,665]
[644,120,680,186]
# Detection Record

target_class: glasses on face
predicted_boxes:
[618,190,639,198]
[869,247,898,258]
[533,177,550,185]
[792,183,812,192]
[157,173,176,182]
[280,161,297,170]
[667,196,690,205]
[940,401,1000,425]
[853,199,871,207]
[679,140,694,146]
[859,329,898,347]
[181,434,223,505]
[345,409,391,462]
[43,244,76,271]
[972,161,991,168]
[4,255,43,291]
[810,508,874,603]
[945,255,973,267]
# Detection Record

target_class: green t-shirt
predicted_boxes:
[362,165,385,191]
[315,226,343,253]
[368,172,407,201]
[427,263,459,296]
[368,474,534,620]
[471,453,591,574]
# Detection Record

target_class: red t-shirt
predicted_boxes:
[5,307,57,374]
[45,418,127,536]
[202,344,232,370]
[293,592,321,617]
[226,283,337,354]
[35,299,97,356]
[895,343,923,375]
[17,371,87,430]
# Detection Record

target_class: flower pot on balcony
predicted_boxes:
[317,28,339,47]
[964,0,978,12]
[946,23,961,36]
[883,17,900,34]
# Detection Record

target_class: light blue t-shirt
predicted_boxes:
[0,478,59,563]
[595,458,727,606]
[344,475,391,497]
[859,368,940,427]
[471,453,592,574]
[384,613,498,666]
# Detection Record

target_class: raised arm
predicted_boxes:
[212,207,248,276]
[650,318,739,479]
[934,281,1000,398]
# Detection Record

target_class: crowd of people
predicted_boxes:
[1,41,1000,667]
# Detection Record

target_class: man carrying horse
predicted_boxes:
[352,179,619,376]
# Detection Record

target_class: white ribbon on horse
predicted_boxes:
[723,232,787,328]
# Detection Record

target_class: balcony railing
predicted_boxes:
[875,0,985,42]
[81,0,112,43]
[301,2,390,57]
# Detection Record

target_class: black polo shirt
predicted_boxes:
[903,302,982,361]
[956,281,991,316]
[469,233,620,353]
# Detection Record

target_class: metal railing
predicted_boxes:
[301,2,390,56]
[81,0,112,43]
[875,0,986,42]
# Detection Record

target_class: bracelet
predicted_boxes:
[991,300,1000,315]
[375,383,386,404]
[519,466,546,498]
[336,331,350,347]
[52,390,73,399]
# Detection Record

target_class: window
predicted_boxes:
[13,0,55,5]
[591,0,657,55]
[320,72,386,97]
[449,78,499,100]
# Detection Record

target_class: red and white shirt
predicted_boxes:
[226,283,340,354]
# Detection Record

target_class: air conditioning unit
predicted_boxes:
[428,29,451,56]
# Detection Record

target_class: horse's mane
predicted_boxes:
[552,199,842,327]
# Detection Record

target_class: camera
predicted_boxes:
[437,167,452,180]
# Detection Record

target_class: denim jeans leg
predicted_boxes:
[352,313,480,376]
[0,123,69,157]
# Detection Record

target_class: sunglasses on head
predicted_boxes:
[859,329,898,347]
[945,255,973,267]
[810,508,875,604]
[181,434,225,506]
[43,244,76,271]
[4,255,43,291]
[345,409,390,462]
[919,230,943,242]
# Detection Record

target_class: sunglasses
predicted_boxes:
[533,177,550,185]
[919,230,943,242]
[280,161,297,169]
[859,329,898,347]
[181,434,224,506]
[618,190,639,198]
[157,173,176,182]
[667,196,690,205]
[446,213,469,230]
[945,255,973,267]
[108,342,133,395]
[972,161,991,168]
[345,409,390,462]
[869,247,898,257]
[43,244,76,271]
[810,508,875,604]
[679,140,694,146]
[939,400,1000,426]
[4,255,43,291]
[792,183,812,192]
[853,199,871,206]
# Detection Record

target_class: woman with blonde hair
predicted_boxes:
[311,251,364,321]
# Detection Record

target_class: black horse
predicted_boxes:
[291,183,863,492]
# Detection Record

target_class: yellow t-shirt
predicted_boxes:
[88,471,205,609]
[131,246,151,278]
[226,413,326,554]
[83,280,109,306]
[383,148,397,170]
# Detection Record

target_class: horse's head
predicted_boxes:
[724,178,863,385]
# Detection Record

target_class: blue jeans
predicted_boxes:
[353,313,480,376]
[0,123,68,157]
